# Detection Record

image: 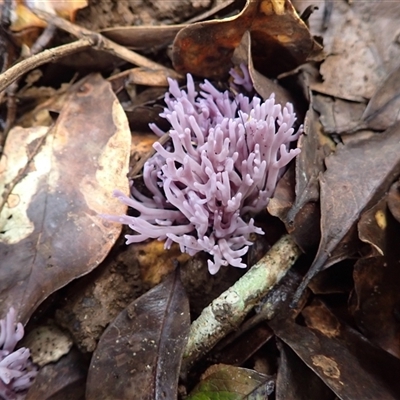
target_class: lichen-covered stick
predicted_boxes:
[182,234,302,370]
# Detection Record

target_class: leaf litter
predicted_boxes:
[0,0,400,399]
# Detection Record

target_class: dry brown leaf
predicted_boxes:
[0,73,130,323]
[172,0,321,78]
[294,122,400,301]
[232,30,296,106]
[353,229,400,358]
[26,348,88,400]
[312,94,366,134]
[361,64,400,131]
[388,180,400,224]
[357,196,387,257]
[87,268,190,400]
[270,297,400,400]
[8,0,88,31]
[294,0,400,101]
[101,25,185,50]
[276,341,335,400]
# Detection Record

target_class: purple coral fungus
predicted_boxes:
[108,70,302,274]
[0,308,37,400]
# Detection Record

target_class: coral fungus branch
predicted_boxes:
[107,70,302,274]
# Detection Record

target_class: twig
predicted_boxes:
[1,24,57,148]
[182,234,302,369]
[31,8,182,80]
[0,37,94,93]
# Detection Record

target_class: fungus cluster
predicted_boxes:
[108,69,301,274]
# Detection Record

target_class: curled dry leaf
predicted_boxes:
[357,196,387,257]
[101,24,185,50]
[294,122,400,301]
[0,73,131,323]
[86,268,190,400]
[272,105,331,252]
[295,0,394,102]
[232,30,296,106]
[361,64,400,131]
[172,0,321,78]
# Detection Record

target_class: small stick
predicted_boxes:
[30,8,182,81]
[182,234,302,370]
[0,37,95,93]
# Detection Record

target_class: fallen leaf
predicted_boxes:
[269,298,400,400]
[232,30,296,106]
[108,67,173,88]
[276,340,335,400]
[101,24,185,50]
[187,364,275,400]
[8,0,88,31]
[294,0,393,101]
[357,195,388,257]
[26,347,88,400]
[281,105,332,251]
[0,73,131,322]
[388,180,400,224]
[361,64,400,131]
[86,268,190,400]
[172,0,321,78]
[288,106,334,225]
[294,122,400,301]
[214,323,274,366]
[312,94,366,134]
[352,214,400,358]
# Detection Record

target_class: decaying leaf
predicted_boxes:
[276,341,335,400]
[7,0,88,31]
[388,180,400,224]
[312,94,366,134]
[101,24,185,50]
[187,364,275,399]
[357,195,388,257]
[172,0,321,78]
[288,106,334,225]
[232,30,296,106]
[0,73,131,323]
[108,67,173,88]
[86,268,190,400]
[361,64,400,131]
[294,122,400,300]
[213,322,274,366]
[273,105,331,252]
[269,298,400,400]
[294,0,392,102]
[352,213,400,358]
[26,348,88,400]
